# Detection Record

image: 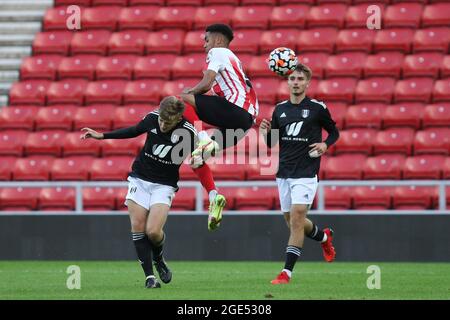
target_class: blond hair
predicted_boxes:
[159,96,185,119]
[294,63,312,80]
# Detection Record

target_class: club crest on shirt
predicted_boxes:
[301,109,310,118]
[171,133,179,143]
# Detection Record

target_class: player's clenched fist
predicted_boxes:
[80,127,104,140]
[259,119,271,133]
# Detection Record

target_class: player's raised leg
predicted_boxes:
[304,219,336,262]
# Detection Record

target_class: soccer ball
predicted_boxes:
[268,47,298,76]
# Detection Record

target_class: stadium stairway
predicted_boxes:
[0,0,53,107]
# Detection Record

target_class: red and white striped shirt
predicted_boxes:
[206,48,259,117]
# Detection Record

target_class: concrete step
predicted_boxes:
[0,59,23,71]
[0,71,19,82]
[0,47,31,59]
[0,22,42,35]
[0,11,47,23]
[0,0,53,11]
[0,34,35,46]
[0,96,8,107]
[0,83,12,95]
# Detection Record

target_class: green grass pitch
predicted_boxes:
[0,261,449,300]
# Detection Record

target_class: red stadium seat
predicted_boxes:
[394,78,434,103]
[422,3,450,28]
[325,52,367,78]
[54,0,90,6]
[183,30,207,54]
[8,80,50,106]
[73,105,115,131]
[207,160,247,181]
[234,187,276,210]
[278,79,319,102]
[335,29,376,53]
[166,0,203,5]
[392,186,435,210]
[154,7,196,30]
[114,187,128,211]
[231,6,272,30]
[363,52,404,78]
[355,77,396,104]
[402,53,444,78]
[316,78,357,103]
[327,102,347,130]
[423,103,450,128]
[171,188,195,211]
[352,0,389,3]
[145,29,186,55]
[63,132,102,157]
[413,28,450,53]
[102,135,145,157]
[202,187,237,210]
[0,187,40,210]
[81,6,121,31]
[255,104,274,124]
[162,79,201,97]
[334,128,376,155]
[89,156,133,180]
[43,7,76,31]
[70,30,112,55]
[108,30,148,55]
[83,187,116,210]
[0,157,16,180]
[113,105,156,129]
[46,79,89,105]
[444,158,450,180]
[373,128,415,155]
[84,80,127,105]
[297,28,338,53]
[297,53,329,79]
[50,157,91,181]
[35,105,76,131]
[270,5,309,29]
[24,130,65,157]
[32,31,73,55]
[307,4,347,29]
[345,103,383,129]
[247,56,275,78]
[414,128,450,155]
[363,154,406,180]
[118,6,158,30]
[129,0,164,4]
[13,157,54,181]
[193,6,234,30]
[20,55,63,81]
[323,186,352,210]
[252,78,280,104]
[373,29,414,53]
[96,55,138,80]
[123,80,164,105]
[91,0,128,5]
[241,0,277,4]
[172,54,206,79]
[134,54,177,80]
[382,103,423,129]
[323,154,366,180]
[58,55,101,81]
[433,79,450,103]
[229,29,262,54]
[259,29,301,54]
[403,155,445,180]
[0,130,27,157]
[384,3,423,28]
[316,0,351,3]
[204,0,239,4]
[441,55,450,78]
[39,188,75,211]
[179,163,198,180]
[246,156,278,181]
[353,186,392,210]
[0,106,37,131]
[345,4,386,28]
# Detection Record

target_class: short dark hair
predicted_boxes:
[293,63,312,80]
[205,24,234,43]
[159,96,185,120]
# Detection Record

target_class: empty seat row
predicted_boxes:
[8,77,450,106]
[0,154,448,181]
[32,27,450,56]
[44,3,450,32]
[19,52,450,81]
[1,184,448,211]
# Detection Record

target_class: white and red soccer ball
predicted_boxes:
[268,47,298,76]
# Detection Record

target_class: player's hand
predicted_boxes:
[259,119,271,134]
[309,142,328,156]
[80,128,104,140]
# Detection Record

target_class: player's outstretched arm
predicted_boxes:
[80,127,104,140]
[260,119,275,147]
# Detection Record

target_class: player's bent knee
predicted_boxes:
[146,228,163,242]
[179,94,196,108]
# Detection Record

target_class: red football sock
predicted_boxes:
[183,102,202,131]
[193,164,216,194]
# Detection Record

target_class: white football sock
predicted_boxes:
[282,269,292,278]
[209,190,218,204]
[321,233,328,243]
[198,131,210,141]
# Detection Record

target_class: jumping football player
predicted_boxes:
[260,64,339,285]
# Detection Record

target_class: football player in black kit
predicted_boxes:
[81,96,208,289]
[260,64,339,285]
